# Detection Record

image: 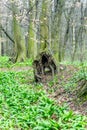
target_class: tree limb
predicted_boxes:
[0,25,15,44]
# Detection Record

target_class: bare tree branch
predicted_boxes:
[0,25,15,44]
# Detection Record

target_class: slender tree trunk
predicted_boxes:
[52,0,65,67]
[27,0,37,59]
[35,0,43,53]
[40,0,48,52]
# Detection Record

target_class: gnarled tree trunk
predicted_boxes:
[33,51,57,82]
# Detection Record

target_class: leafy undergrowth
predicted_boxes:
[11,58,33,67]
[61,60,87,68]
[65,67,87,102]
[0,56,33,68]
[0,57,87,129]
[0,56,11,68]
[0,71,87,130]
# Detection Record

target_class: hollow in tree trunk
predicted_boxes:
[33,51,57,82]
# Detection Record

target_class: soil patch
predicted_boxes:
[44,65,87,116]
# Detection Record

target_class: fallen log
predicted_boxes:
[77,79,87,98]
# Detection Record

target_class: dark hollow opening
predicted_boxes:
[41,55,48,65]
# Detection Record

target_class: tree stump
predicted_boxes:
[33,52,57,82]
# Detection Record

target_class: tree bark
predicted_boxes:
[33,51,57,82]
[12,2,26,62]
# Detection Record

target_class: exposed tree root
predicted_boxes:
[33,52,57,82]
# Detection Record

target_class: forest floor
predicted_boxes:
[0,64,87,116]
[47,65,87,116]
[0,57,87,129]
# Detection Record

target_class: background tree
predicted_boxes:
[0,0,87,64]
[11,0,26,62]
